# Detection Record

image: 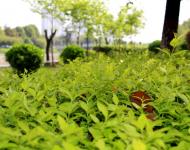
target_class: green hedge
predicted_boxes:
[6,43,43,74]
[0,50,190,149]
[60,45,85,63]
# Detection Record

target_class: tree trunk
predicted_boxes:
[77,24,81,45]
[105,37,109,45]
[44,29,57,62]
[45,40,51,61]
[161,0,181,51]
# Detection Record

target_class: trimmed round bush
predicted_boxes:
[6,44,43,74]
[60,45,85,63]
[148,40,161,53]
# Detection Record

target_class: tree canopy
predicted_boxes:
[26,0,144,45]
[0,25,45,48]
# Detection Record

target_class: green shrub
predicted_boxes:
[177,40,188,50]
[148,40,161,53]
[6,44,43,74]
[93,45,147,56]
[185,31,190,50]
[60,45,85,63]
[93,46,112,54]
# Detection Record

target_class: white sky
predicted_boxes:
[0,0,190,43]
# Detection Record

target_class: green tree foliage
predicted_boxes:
[4,26,18,37]
[113,4,143,44]
[0,25,45,48]
[0,27,5,36]
[25,0,144,48]
[24,24,40,38]
[178,18,190,35]
[15,27,26,38]
[0,36,23,46]
[23,25,45,48]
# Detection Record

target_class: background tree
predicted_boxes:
[23,25,45,48]
[15,27,26,38]
[0,25,45,48]
[113,4,143,46]
[161,0,181,50]
[0,27,5,36]
[178,18,190,34]
[44,29,57,61]
[4,27,18,37]
[25,0,60,62]
[25,0,143,52]
[24,24,40,38]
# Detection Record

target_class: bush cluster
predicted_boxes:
[93,46,112,54]
[6,44,43,74]
[93,45,147,55]
[148,40,161,53]
[60,45,85,63]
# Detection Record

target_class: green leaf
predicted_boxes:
[80,101,89,113]
[63,141,79,150]
[154,139,166,149]
[57,115,68,132]
[124,124,141,138]
[0,126,20,136]
[170,33,184,49]
[89,127,103,139]
[90,114,100,123]
[97,101,108,120]
[170,141,190,150]
[52,145,63,150]
[95,139,106,150]
[36,91,44,101]
[136,114,147,132]
[17,121,30,133]
[176,93,189,104]
[132,139,146,150]
[112,93,119,105]
[27,88,36,97]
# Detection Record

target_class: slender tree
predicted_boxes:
[44,29,57,62]
[161,0,181,50]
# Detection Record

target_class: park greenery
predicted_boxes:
[26,0,143,47]
[1,0,190,149]
[1,48,190,149]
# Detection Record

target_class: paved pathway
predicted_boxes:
[0,54,9,67]
[0,53,60,68]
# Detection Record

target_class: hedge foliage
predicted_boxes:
[5,44,43,74]
[0,50,190,149]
